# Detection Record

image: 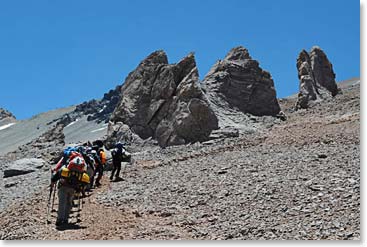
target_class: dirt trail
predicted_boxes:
[0,177,192,240]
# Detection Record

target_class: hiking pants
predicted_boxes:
[57,186,75,223]
[86,166,94,190]
[94,165,104,184]
[111,161,121,179]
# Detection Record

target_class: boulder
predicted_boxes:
[4,158,45,178]
[296,46,339,109]
[203,46,281,118]
[108,51,218,147]
[105,121,142,149]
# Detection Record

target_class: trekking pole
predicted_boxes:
[76,192,81,223]
[51,181,57,212]
[46,183,53,224]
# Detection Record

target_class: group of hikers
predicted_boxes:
[47,140,131,228]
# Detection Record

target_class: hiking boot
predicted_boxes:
[114,177,123,182]
[109,176,114,181]
[55,219,68,227]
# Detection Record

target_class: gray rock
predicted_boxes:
[296,46,339,109]
[203,46,281,118]
[0,108,16,121]
[105,121,142,149]
[210,127,239,139]
[108,51,218,147]
[3,158,46,178]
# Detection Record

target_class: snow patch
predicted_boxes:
[98,106,106,113]
[66,119,79,127]
[0,123,16,131]
[91,126,107,133]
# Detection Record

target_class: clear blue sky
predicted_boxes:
[0,0,359,120]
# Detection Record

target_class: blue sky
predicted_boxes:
[0,0,360,119]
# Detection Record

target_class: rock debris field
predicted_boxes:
[0,80,360,240]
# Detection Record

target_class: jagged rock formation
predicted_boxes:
[0,108,16,121]
[202,46,281,130]
[203,46,280,117]
[108,51,218,148]
[74,85,122,123]
[296,46,339,109]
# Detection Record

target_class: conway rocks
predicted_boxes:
[296,46,339,109]
[107,47,284,147]
[107,51,218,148]
[202,46,281,130]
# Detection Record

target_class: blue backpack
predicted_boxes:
[62,146,78,165]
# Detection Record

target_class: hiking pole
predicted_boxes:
[46,183,54,224]
[51,181,57,212]
[76,192,81,223]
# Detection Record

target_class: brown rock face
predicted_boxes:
[296,46,338,109]
[203,46,281,117]
[108,51,218,147]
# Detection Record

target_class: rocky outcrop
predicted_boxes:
[74,85,122,123]
[203,46,281,118]
[296,46,339,109]
[0,108,16,121]
[108,51,218,148]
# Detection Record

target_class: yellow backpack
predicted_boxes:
[61,167,90,187]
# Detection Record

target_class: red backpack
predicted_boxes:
[67,156,86,172]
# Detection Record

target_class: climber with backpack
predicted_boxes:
[89,149,102,187]
[110,142,131,182]
[50,155,90,228]
[93,148,106,187]
[52,146,82,173]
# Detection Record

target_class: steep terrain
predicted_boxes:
[0,78,360,240]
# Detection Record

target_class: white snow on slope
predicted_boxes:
[91,126,107,133]
[0,123,16,131]
[65,119,79,128]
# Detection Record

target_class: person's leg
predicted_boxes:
[57,186,68,225]
[115,162,121,179]
[110,162,116,180]
[96,166,103,186]
[65,187,75,223]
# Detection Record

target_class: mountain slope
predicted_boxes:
[0,78,359,240]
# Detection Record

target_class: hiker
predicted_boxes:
[90,149,102,187]
[52,146,83,172]
[93,148,106,187]
[50,156,90,227]
[110,142,131,181]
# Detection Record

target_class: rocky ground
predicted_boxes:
[0,80,360,240]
